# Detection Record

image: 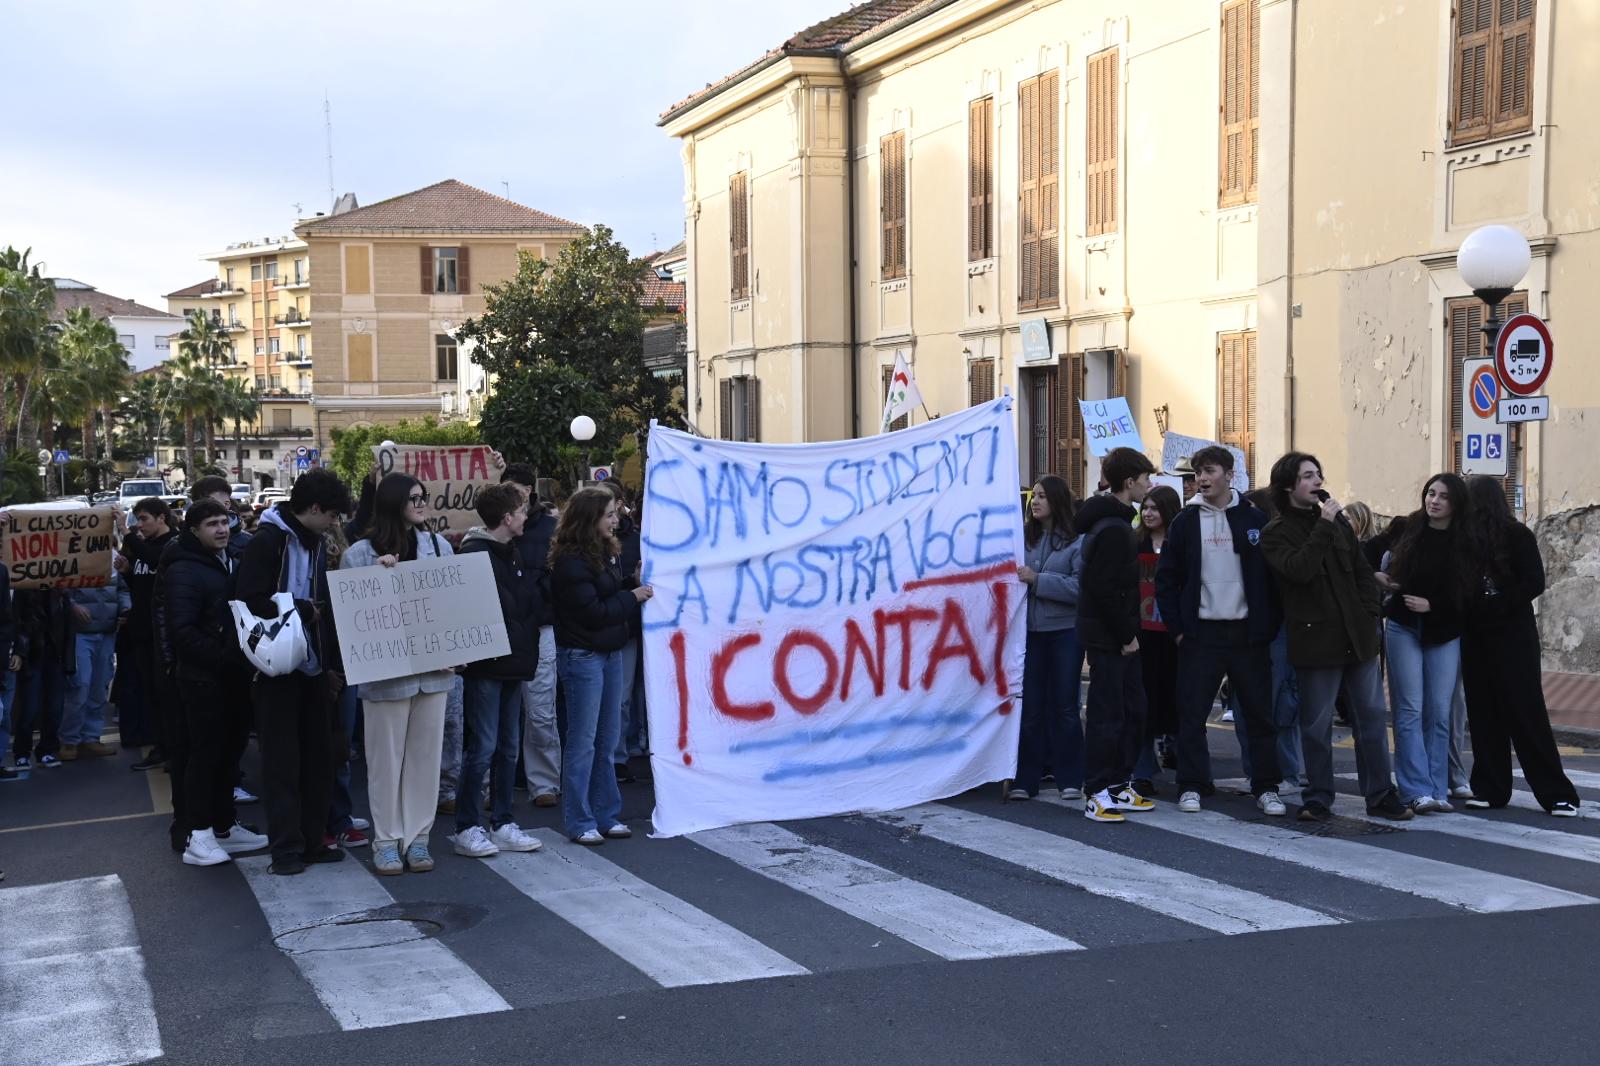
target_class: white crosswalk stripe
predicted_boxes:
[1518,767,1600,791]
[691,820,1080,959]
[237,855,511,1030]
[484,828,810,986]
[1337,772,1598,821]
[872,804,1343,934]
[0,875,162,1066]
[1041,794,1597,913]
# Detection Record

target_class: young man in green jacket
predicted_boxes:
[1260,452,1412,822]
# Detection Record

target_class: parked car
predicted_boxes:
[252,490,288,514]
[117,477,168,508]
[230,483,252,504]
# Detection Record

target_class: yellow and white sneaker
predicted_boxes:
[1110,784,1156,812]
[1084,790,1126,822]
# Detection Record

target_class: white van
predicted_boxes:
[117,478,168,507]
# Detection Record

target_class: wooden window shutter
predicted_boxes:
[1451,0,1492,142]
[1490,0,1534,137]
[719,378,735,439]
[457,246,471,294]
[1244,331,1258,478]
[1018,75,1040,309]
[1057,352,1086,498]
[745,376,761,442]
[1087,49,1119,236]
[1110,347,1129,399]
[1038,71,1060,308]
[729,173,750,300]
[1217,331,1257,479]
[1219,0,1260,207]
[968,357,995,407]
[880,132,907,280]
[1446,292,1526,505]
[421,247,433,294]
[882,366,909,431]
[968,96,994,262]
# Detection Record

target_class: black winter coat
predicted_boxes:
[551,552,639,654]
[1466,521,1544,632]
[123,529,176,643]
[13,589,75,672]
[156,529,245,683]
[234,507,342,676]
[1154,497,1281,645]
[0,564,13,663]
[1261,504,1382,669]
[458,534,539,681]
[512,511,557,628]
[616,514,643,639]
[1072,493,1140,651]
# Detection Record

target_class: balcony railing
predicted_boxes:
[273,311,312,326]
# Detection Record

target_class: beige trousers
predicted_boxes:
[363,691,448,849]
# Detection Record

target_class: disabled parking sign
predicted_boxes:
[1461,358,1506,476]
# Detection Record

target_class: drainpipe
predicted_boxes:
[1283,0,1298,447]
[845,68,861,439]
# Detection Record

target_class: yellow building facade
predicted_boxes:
[293,179,586,453]
[663,0,1264,497]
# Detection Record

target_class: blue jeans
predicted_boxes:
[558,646,624,837]
[1386,620,1461,804]
[61,631,117,746]
[1016,628,1085,794]
[1238,627,1304,782]
[328,681,360,833]
[457,676,522,832]
[13,648,67,760]
[611,638,641,765]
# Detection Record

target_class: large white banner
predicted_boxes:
[641,398,1026,837]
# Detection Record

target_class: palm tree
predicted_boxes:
[57,306,131,492]
[165,353,213,476]
[219,376,260,479]
[0,246,60,453]
[176,308,232,368]
[120,373,164,464]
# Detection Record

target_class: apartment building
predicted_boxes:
[661,0,1263,496]
[52,280,183,373]
[292,179,586,452]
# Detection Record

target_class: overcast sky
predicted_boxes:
[0,0,842,309]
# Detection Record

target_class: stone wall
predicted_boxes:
[1536,505,1600,673]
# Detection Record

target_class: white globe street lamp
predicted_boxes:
[1458,224,1531,358]
[569,415,596,443]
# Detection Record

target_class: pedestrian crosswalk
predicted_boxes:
[3,780,1597,1058]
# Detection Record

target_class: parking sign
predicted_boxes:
[1461,358,1506,476]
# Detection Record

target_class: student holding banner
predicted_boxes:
[550,487,652,845]
[341,473,458,874]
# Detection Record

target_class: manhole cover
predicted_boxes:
[1297,817,1403,838]
[273,901,485,954]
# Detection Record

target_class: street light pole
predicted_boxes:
[570,414,596,487]
[1458,224,1531,367]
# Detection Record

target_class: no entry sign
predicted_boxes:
[1494,312,1554,396]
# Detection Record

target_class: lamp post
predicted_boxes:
[570,414,596,485]
[1458,224,1531,363]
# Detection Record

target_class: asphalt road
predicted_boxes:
[2,729,1596,1066]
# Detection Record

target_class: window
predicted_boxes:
[298,373,311,393]
[250,263,262,281]
[1023,365,1057,486]
[252,301,263,322]
[344,245,372,295]
[296,334,307,357]
[1447,292,1527,508]
[266,300,278,321]
[270,375,282,391]
[225,268,235,288]
[1219,0,1260,207]
[729,172,750,300]
[269,337,281,355]
[880,131,907,281]
[1056,354,1088,498]
[227,343,236,362]
[1451,0,1534,145]
[273,408,292,429]
[1217,330,1258,479]
[435,334,459,381]
[1087,48,1119,236]
[429,247,460,294]
[718,376,760,441]
[155,334,170,351]
[293,258,306,283]
[264,262,278,280]
[255,376,267,390]
[118,333,135,349]
[882,365,909,431]
[227,303,238,325]
[254,342,264,357]
[968,96,994,262]
[258,449,273,460]
[1018,70,1060,310]
[968,357,996,408]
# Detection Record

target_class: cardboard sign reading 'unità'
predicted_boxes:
[2,507,117,590]
[329,551,510,686]
[371,444,503,533]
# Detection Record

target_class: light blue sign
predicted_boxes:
[1466,435,1483,459]
[296,457,311,470]
[51,449,70,465]
[1486,434,1502,459]
[1077,397,1144,457]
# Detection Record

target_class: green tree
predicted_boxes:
[328,416,482,489]
[0,246,60,454]
[478,361,609,489]
[119,372,164,464]
[165,353,214,476]
[57,306,131,492]
[456,225,676,467]
[176,308,232,368]
[219,375,260,479]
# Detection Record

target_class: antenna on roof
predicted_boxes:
[501,181,510,198]
[324,93,336,212]
[292,202,303,216]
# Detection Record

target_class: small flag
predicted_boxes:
[880,350,923,433]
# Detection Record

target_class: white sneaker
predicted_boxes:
[1257,791,1287,817]
[349,816,372,832]
[232,786,258,805]
[1178,790,1202,813]
[1219,709,1235,723]
[1083,790,1125,823]
[215,822,269,854]
[488,823,542,853]
[1059,787,1084,800]
[1433,797,1455,813]
[451,825,500,858]
[1412,797,1441,814]
[182,828,232,867]
[1449,785,1473,799]
[603,823,633,839]
[573,828,606,845]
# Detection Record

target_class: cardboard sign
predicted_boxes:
[1077,397,1143,457]
[641,397,1027,837]
[1160,431,1249,492]
[371,444,503,534]
[2,507,117,590]
[329,551,510,686]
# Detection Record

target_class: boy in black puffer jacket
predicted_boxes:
[1075,446,1156,824]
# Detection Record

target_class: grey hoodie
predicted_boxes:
[1190,490,1248,621]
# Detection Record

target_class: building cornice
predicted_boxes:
[661,55,845,136]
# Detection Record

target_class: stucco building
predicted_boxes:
[292,179,586,452]
[53,279,182,373]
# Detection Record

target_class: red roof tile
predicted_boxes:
[640,275,686,311]
[51,284,179,322]
[296,179,584,235]
[661,0,936,121]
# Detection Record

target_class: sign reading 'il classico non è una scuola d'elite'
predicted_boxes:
[640,398,1027,837]
[371,443,504,534]
[328,552,510,686]
[1,506,117,590]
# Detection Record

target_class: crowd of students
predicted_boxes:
[1013,445,1582,823]
[2,443,1581,884]
[0,466,652,877]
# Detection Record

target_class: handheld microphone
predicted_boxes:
[1313,489,1350,526]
